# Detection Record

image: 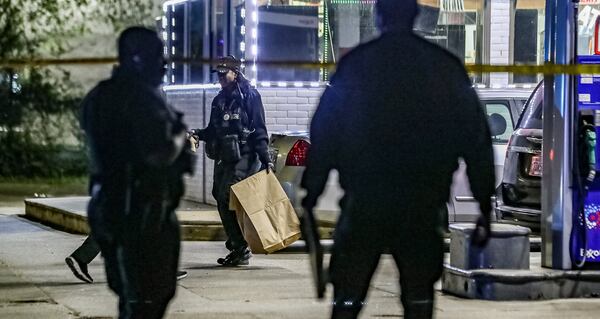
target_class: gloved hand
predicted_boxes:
[471,215,491,248]
[265,162,275,174]
[188,135,199,152]
[259,152,273,174]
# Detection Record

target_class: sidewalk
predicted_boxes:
[1,208,599,319]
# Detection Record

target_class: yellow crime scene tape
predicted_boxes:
[3,57,600,75]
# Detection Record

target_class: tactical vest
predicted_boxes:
[211,89,253,162]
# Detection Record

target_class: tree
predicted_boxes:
[0,0,157,177]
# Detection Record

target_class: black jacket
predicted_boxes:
[80,68,192,234]
[196,82,270,165]
[301,29,495,219]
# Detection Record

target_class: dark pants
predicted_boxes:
[212,153,261,251]
[329,198,444,319]
[71,236,101,264]
[90,196,181,319]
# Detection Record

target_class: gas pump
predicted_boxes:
[573,52,600,268]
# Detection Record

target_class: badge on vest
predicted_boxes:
[223,114,230,121]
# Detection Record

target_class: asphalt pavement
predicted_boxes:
[1,206,599,318]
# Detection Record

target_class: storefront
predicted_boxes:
[160,0,492,86]
[159,0,547,203]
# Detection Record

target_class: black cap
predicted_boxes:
[211,55,242,74]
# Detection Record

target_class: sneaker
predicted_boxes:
[217,247,252,266]
[65,256,93,283]
[176,270,188,281]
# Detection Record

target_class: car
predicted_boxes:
[495,82,544,230]
[270,88,534,225]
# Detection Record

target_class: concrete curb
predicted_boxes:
[23,197,335,242]
[25,199,89,234]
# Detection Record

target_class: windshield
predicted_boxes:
[517,82,543,129]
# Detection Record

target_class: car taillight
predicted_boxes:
[285,140,310,166]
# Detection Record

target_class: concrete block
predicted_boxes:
[287,125,308,131]
[268,124,288,133]
[288,111,309,118]
[297,104,315,112]
[276,104,299,111]
[264,97,288,104]
[297,118,310,125]
[264,104,278,111]
[276,118,297,125]
[287,97,309,104]
[267,111,287,118]
[276,90,299,97]
[297,90,323,97]
[449,223,531,270]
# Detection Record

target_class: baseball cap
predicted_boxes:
[211,55,242,74]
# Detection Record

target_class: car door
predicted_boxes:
[450,99,516,222]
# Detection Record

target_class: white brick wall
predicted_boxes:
[259,88,324,133]
[489,0,511,87]
[166,87,324,203]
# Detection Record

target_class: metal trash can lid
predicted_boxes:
[449,223,531,237]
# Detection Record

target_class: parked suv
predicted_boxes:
[270,88,533,224]
[495,82,543,230]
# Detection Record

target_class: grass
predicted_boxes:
[0,176,88,206]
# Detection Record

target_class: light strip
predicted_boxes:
[164,82,329,90]
[163,83,221,91]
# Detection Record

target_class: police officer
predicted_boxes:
[191,55,271,266]
[81,26,195,318]
[301,1,493,318]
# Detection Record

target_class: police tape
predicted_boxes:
[3,57,600,75]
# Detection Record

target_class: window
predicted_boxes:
[578,2,600,55]
[190,1,209,84]
[163,0,488,85]
[517,82,544,130]
[163,0,219,85]
[325,0,486,82]
[165,2,186,84]
[484,101,514,143]
[511,0,545,84]
[256,2,321,82]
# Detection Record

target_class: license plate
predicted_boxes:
[529,155,542,177]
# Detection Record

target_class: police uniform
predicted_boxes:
[81,62,193,318]
[193,73,270,264]
[301,26,495,319]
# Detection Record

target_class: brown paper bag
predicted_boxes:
[229,170,301,254]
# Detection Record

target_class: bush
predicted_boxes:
[0,69,87,178]
[0,132,88,178]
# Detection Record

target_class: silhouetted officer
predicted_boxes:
[81,26,195,319]
[191,55,271,266]
[301,1,493,318]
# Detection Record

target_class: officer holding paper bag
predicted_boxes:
[190,55,273,266]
